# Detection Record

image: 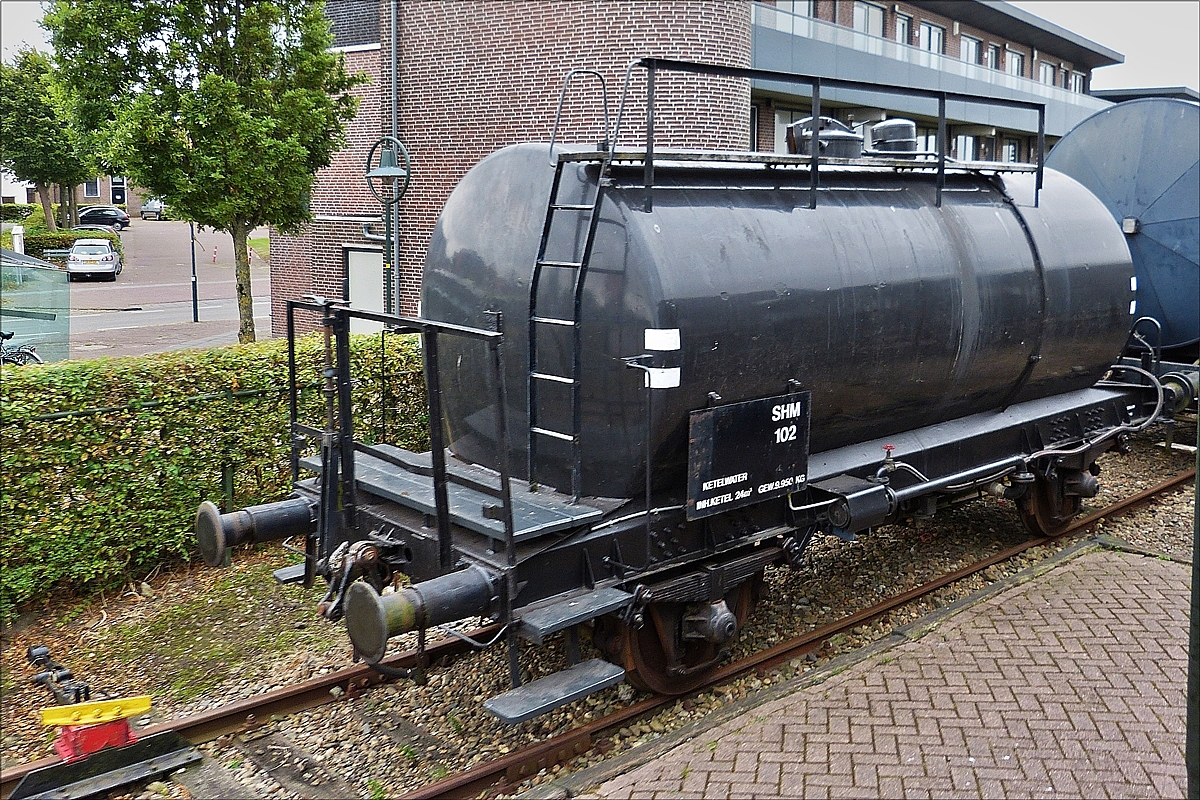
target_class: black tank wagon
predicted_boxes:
[194,60,1178,723]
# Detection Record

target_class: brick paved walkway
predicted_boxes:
[584,549,1189,799]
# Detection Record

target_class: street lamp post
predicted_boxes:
[365,137,411,315]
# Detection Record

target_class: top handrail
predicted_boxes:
[608,57,1046,209]
[548,69,612,164]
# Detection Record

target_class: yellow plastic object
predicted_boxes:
[40,696,152,727]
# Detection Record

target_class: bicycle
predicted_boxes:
[0,331,45,365]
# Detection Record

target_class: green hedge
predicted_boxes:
[24,231,123,265]
[0,333,428,619]
[1,203,38,222]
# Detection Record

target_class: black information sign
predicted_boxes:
[686,391,811,521]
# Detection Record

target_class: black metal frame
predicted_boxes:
[284,298,518,580]
[611,57,1047,210]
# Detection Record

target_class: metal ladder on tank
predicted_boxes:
[527,70,613,503]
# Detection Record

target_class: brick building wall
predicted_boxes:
[272,0,753,333]
[270,44,383,331]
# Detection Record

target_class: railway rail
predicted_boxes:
[1,466,1192,800]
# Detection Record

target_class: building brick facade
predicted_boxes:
[272,1,753,332]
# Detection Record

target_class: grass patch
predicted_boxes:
[248,235,269,262]
[91,556,340,702]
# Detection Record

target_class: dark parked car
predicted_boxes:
[72,224,119,235]
[78,207,131,230]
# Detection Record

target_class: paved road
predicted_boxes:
[67,219,271,360]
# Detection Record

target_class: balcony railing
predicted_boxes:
[751,2,1107,111]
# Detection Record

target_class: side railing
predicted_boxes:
[284,298,516,583]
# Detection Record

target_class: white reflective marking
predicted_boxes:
[1130,300,1137,315]
[644,328,680,351]
[644,367,681,389]
[1130,276,1137,292]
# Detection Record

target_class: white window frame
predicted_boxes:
[919,21,944,54]
[852,1,884,37]
[1071,71,1086,93]
[954,134,976,162]
[1039,61,1057,86]
[778,1,812,16]
[986,43,1000,69]
[1006,50,1025,78]
[895,13,911,45]
[960,35,981,64]
[83,178,100,198]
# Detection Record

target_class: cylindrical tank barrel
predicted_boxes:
[424,144,1134,499]
[1046,98,1198,352]
[344,566,498,663]
[194,497,316,567]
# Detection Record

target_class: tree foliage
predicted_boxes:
[45,0,362,342]
[0,49,92,232]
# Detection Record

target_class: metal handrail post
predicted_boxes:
[424,330,454,570]
[937,93,947,207]
[286,301,300,484]
[810,77,821,209]
[1036,106,1045,207]
[334,307,357,531]
[643,64,656,212]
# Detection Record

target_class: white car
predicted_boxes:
[66,238,123,281]
[140,197,165,220]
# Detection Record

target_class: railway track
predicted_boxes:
[1,466,1193,800]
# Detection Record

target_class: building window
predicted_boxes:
[919,21,944,54]
[751,105,759,151]
[895,14,911,45]
[986,44,1000,69]
[778,1,812,16]
[1039,61,1056,86]
[1071,71,1086,93]
[83,178,100,198]
[853,1,884,37]
[961,35,981,64]
[775,108,812,155]
[1002,138,1020,162]
[917,127,940,155]
[954,135,976,161]
[1007,50,1025,78]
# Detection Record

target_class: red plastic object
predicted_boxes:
[53,719,138,762]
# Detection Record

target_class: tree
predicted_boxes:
[45,1,361,343]
[0,49,92,233]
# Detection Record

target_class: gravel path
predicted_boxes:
[1,422,1193,800]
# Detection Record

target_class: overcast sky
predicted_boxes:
[2,0,1198,88]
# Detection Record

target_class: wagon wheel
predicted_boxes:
[618,575,760,695]
[1017,477,1079,537]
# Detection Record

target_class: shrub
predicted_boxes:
[1,203,38,222]
[0,333,428,619]
[24,231,122,265]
